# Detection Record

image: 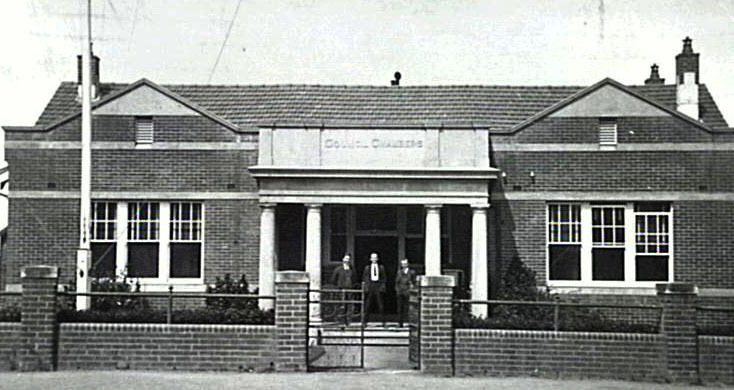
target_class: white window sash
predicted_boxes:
[548,202,673,288]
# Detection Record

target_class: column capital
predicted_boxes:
[305,203,323,210]
[471,205,489,213]
[259,202,277,210]
[425,204,442,212]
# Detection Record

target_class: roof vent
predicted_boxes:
[391,72,401,86]
[644,64,665,85]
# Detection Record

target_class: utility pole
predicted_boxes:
[76,0,93,310]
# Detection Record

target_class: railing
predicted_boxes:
[455,299,662,332]
[59,289,275,325]
[696,304,734,336]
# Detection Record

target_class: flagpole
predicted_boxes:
[76,0,92,310]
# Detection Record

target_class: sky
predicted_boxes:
[0,0,733,128]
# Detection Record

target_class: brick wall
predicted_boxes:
[675,201,734,289]
[204,199,260,285]
[274,271,309,372]
[4,199,79,287]
[508,117,712,144]
[454,329,664,381]
[699,336,734,384]
[0,322,20,371]
[418,275,454,375]
[493,151,716,192]
[57,323,275,371]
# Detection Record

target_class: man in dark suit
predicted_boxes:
[362,252,386,327]
[394,258,416,327]
[329,254,355,325]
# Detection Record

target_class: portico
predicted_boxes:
[250,123,498,318]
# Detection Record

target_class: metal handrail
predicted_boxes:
[454,299,662,332]
[696,305,734,313]
[58,291,274,299]
[454,299,661,310]
[57,290,275,325]
[0,292,22,296]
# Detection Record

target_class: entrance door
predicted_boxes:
[355,236,399,315]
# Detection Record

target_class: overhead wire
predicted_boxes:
[208,0,243,83]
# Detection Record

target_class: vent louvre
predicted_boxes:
[599,119,617,147]
[135,117,154,145]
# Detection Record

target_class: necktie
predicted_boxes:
[371,264,378,281]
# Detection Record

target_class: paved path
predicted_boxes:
[0,370,730,390]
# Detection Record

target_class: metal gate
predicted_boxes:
[307,288,365,370]
[307,287,415,371]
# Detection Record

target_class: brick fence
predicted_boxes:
[1,267,733,384]
[417,278,734,385]
[0,266,310,372]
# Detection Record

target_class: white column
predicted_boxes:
[258,203,276,310]
[305,204,322,322]
[471,206,489,318]
[424,205,442,276]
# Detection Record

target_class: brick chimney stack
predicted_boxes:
[644,64,665,85]
[675,37,699,119]
[676,36,699,84]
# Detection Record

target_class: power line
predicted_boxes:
[208,0,243,83]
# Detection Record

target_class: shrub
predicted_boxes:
[205,274,259,311]
[58,273,274,325]
[453,257,657,333]
[90,277,149,311]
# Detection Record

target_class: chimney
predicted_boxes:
[675,37,699,119]
[77,51,101,101]
[391,71,401,86]
[644,64,665,85]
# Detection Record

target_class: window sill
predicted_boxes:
[135,280,207,293]
[546,280,669,294]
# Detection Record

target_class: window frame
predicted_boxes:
[90,200,205,287]
[546,202,674,288]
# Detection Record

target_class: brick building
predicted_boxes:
[1,37,733,313]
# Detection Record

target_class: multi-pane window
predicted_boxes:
[90,201,205,283]
[169,202,203,278]
[634,203,671,281]
[90,202,117,277]
[127,202,160,278]
[547,202,672,285]
[548,204,581,280]
[591,206,625,281]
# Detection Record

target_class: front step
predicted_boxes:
[309,323,412,369]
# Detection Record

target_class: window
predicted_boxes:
[547,202,672,286]
[548,204,581,280]
[170,202,203,278]
[135,116,154,145]
[127,202,160,278]
[91,201,205,284]
[90,202,117,278]
[634,203,671,281]
[599,118,617,149]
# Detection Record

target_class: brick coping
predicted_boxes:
[699,335,734,345]
[455,328,661,341]
[59,322,275,333]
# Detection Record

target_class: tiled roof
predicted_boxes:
[33,81,729,131]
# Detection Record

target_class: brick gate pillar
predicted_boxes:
[19,265,59,371]
[657,282,699,383]
[275,271,309,372]
[419,275,455,376]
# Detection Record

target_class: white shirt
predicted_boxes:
[370,263,379,281]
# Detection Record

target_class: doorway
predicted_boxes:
[355,235,399,314]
